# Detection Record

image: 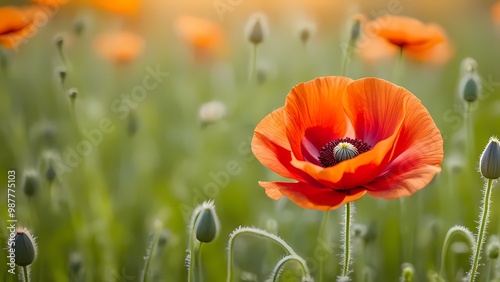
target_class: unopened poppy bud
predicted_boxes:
[23,170,40,197]
[68,88,78,99]
[45,162,56,182]
[54,34,64,50]
[460,74,480,103]
[487,239,500,260]
[15,228,37,266]
[480,137,500,179]
[199,101,226,125]
[401,263,414,282]
[461,57,478,74]
[158,230,170,248]
[246,13,268,45]
[352,224,367,239]
[297,22,315,45]
[350,14,365,45]
[69,252,83,274]
[56,66,67,86]
[194,201,220,243]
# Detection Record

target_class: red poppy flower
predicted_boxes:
[359,15,453,65]
[251,77,443,210]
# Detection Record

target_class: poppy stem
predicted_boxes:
[468,178,494,282]
[438,225,475,279]
[22,265,30,282]
[340,202,353,280]
[341,40,354,76]
[249,43,258,82]
[141,221,162,282]
[318,210,331,282]
[393,46,404,84]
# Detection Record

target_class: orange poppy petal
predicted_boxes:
[0,6,40,49]
[365,94,443,198]
[284,76,353,163]
[344,77,410,146]
[258,181,367,210]
[252,108,314,183]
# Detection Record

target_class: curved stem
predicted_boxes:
[270,255,312,282]
[142,224,162,282]
[341,202,352,279]
[226,227,310,282]
[318,211,331,282]
[468,178,494,282]
[438,225,475,279]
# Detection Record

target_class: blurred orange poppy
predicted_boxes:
[87,0,140,15]
[359,16,452,65]
[0,6,40,49]
[93,31,144,64]
[175,16,225,59]
[32,0,68,6]
[251,76,443,210]
[492,2,500,26]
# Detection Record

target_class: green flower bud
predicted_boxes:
[460,75,480,103]
[68,88,78,99]
[15,228,37,266]
[194,201,220,243]
[246,13,268,45]
[480,137,500,179]
[350,14,365,45]
[401,263,414,282]
[23,170,40,197]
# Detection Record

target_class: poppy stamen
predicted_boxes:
[319,137,371,168]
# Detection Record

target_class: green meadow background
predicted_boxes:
[1,0,500,281]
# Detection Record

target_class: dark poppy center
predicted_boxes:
[318,137,372,168]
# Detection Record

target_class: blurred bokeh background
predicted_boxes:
[1,0,500,281]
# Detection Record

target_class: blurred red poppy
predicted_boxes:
[359,16,453,65]
[0,6,41,49]
[492,2,500,26]
[174,16,225,61]
[251,76,443,210]
[88,0,140,15]
[93,31,144,64]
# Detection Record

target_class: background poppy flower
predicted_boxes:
[87,0,140,15]
[0,6,40,49]
[93,31,145,64]
[492,2,500,26]
[174,16,226,61]
[251,76,443,210]
[359,15,453,65]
